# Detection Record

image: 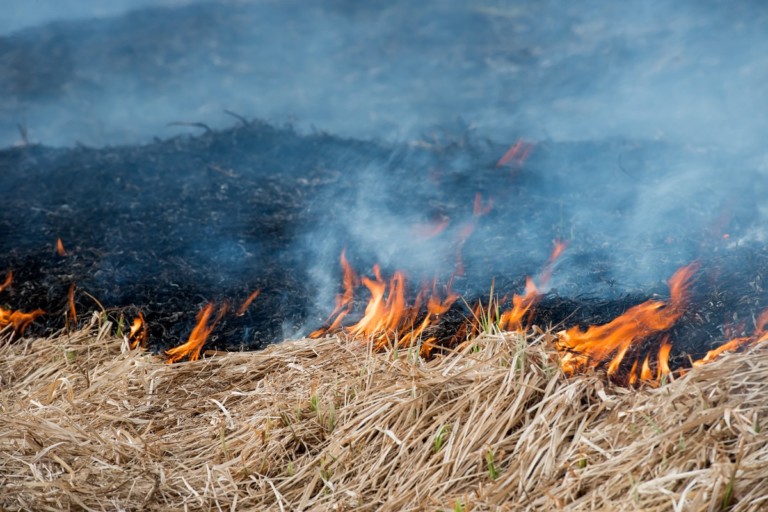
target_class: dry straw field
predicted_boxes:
[1,314,767,511]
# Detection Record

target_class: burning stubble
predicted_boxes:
[1,4,768,510]
[0,271,44,336]
[0,2,766,383]
[304,247,768,385]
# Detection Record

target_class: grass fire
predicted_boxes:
[2,0,768,510]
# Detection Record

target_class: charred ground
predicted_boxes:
[1,121,766,366]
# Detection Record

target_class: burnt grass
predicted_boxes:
[0,0,766,379]
[1,121,767,373]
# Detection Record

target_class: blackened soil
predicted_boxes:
[1,121,767,365]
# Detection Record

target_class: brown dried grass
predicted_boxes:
[1,314,767,511]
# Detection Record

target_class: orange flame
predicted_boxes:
[412,216,450,239]
[0,271,12,294]
[454,228,472,276]
[311,245,767,382]
[498,277,539,332]
[348,265,408,341]
[693,337,750,367]
[691,309,768,368]
[551,261,768,385]
[621,344,672,387]
[166,302,228,363]
[67,283,77,327]
[498,241,567,332]
[0,272,43,335]
[641,353,652,379]
[427,278,459,317]
[56,238,67,257]
[549,240,568,262]
[535,238,568,290]
[496,139,533,168]
[310,250,360,338]
[128,312,148,349]
[756,309,768,341]
[555,263,699,379]
[310,252,458,351]
[0,307,45,335]
[473,192,493,217]
[539,239,568,286]
[657,337,672,380]
[455,193,493,276]
[236,289,261,316]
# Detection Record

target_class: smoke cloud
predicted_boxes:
[1,0,767,340]
[1,0,765,149]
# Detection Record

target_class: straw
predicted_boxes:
[1,314,766,510]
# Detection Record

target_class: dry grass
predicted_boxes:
[1,314,767,511]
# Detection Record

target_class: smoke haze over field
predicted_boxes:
[0,0,201,35]
[1,0,767,346]
[0,0,766,149]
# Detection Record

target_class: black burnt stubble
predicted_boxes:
[0,1,766,374]
[0,122,766,371]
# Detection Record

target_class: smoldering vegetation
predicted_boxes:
[2,4,768,509]
[1,121,766,364]
[0,0,766,360]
